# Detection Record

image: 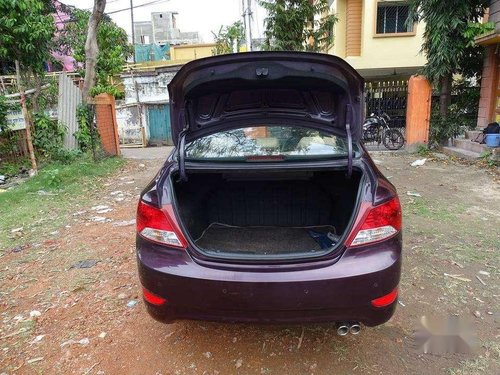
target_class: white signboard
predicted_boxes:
[5,109,26,131]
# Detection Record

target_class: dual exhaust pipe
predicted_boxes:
[336,321,361,336]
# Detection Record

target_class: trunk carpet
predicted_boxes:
[195,224,336,255]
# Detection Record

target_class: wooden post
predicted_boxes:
[15,60,37,173]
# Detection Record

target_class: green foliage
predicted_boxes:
[429,80,480,144]
[32,76,59,112]
[212,21,245,55]
[479,150,498,167]
[42,168,62,188]
[0,159,30,176]
[408,0,491,83]
[260,0,337,52]
[89,84,124,99]
[32,112,66,159]
[408,1,489,144]
[74,104,99,152]
[451,79,481,122]
[57,7,132,86]
[50,148,83,164]
[416,144,431,156]
[429,111,473,145]
[0,0,55,75]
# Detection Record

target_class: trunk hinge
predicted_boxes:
[177,107,190,182]
[345,104,353,179]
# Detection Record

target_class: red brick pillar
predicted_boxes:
[477,45,497,129]
[405,75,432,151]
[93,93,121,156]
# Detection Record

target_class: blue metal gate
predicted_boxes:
[147,103,172,145]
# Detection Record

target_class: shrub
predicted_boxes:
[74,104,95,152]
[0,159,30,176]
[89,84,124,99]
[32,112,66,159]
[429,80,480,145]
[50,148,83,164]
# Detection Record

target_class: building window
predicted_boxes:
[376,2,413,34]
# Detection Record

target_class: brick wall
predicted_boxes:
[477,45,498,129]
[93,94,120,155]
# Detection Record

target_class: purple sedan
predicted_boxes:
[136,52,402,335]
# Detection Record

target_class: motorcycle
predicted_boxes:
[362,111,405,150]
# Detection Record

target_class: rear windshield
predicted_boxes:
[185,126,356,161]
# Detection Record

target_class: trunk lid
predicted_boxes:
[168,52,364,144]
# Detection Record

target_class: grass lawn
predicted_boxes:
[0,156,125,250]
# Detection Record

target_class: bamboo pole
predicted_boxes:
[14,60,37,173]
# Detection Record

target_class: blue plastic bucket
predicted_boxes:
[485,133,500,147]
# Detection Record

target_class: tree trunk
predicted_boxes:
[15,60,37,173]
[307,0,315,51]
[82,0,106,104]
[439,74,452,118]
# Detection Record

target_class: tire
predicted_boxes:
[383,129,405,150]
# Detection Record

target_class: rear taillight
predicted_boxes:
[371,288,398,308]
[346,197,402,247]
[142,287,166,306]
[136,201,187,248]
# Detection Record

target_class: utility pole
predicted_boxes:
[243,0,253,51]
[130,0,136,63]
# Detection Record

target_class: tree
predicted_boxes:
[212,21,245,55]
[408,0,492,118]
[0,0,55,171]
[0,0,54,76]
[58,4,131,92]
[81,0,106,104]
[260,0,337,52]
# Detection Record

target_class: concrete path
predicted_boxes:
[120,146,173,160]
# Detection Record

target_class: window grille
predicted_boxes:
[376,2,413,34]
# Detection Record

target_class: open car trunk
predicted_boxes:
[172,169,362,260]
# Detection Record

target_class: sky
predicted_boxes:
[61,0,266,43]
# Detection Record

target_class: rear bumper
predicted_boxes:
[137,235,402,326]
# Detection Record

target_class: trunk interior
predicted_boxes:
[172,169,362,259]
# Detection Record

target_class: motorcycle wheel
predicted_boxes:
[383,129,405,150]
[363,128,377,143]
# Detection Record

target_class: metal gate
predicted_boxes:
[58,72,82,149]
[146,103,172,145]
[365,80,408,128]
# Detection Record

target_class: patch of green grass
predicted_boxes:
[404,198,461,222]
[0,156,125,249]
[452,243,489,263]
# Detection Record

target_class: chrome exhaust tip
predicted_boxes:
[336,322,349,336]
[349,322,361,335]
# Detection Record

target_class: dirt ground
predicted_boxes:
[1,152,499,375]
